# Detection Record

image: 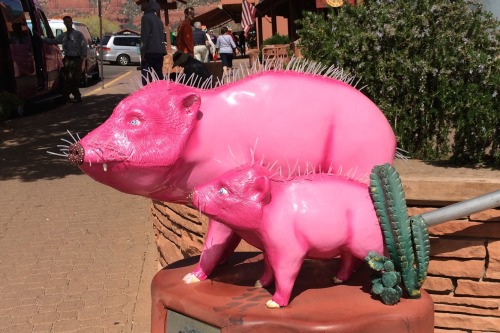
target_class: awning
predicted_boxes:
[193,0,290,30]
[193,6,235,29]
[255,0,289,17]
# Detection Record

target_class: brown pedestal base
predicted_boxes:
[151,253,434,333]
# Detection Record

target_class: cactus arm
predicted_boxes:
[410,215,430,290]
[365,251,402,305]
[370,165,399,266]
[370,163,421,298]
[366,251,389,271]
[382,165,417,297]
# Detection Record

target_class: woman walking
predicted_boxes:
[215,26,237,75]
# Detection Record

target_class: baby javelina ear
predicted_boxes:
[246,168,271,205]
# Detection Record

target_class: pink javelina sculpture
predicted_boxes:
[65,65,396,284]
[191,165,384,308]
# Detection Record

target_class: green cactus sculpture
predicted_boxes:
[367,163,430,302]
[410,214,430,290]
[366,252,402,305]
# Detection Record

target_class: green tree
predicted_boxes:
[297,0,499,166]
[120,0,142,31]
[75,16,121,38]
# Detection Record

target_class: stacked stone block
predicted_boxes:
[413,206,500,332]
[151,201,257,268]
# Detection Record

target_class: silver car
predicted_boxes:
[100,35,141,66]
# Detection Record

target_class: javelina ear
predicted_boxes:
[253,176,271,205]
[181,93,201,115]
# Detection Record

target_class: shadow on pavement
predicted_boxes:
[0,93,127,182]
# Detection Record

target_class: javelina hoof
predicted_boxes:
[333,277,345,284]
[182,273,200,284]
[266,300,281,309]
[68,142,84,166]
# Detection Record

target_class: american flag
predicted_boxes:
[241,0,256,37]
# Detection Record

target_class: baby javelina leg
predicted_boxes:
[183,220,242,284]
[255,253,274,288]
[265,251,306,308]
[333,252,363,284]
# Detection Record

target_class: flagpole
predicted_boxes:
[98,0,104,89]
[256,21,260,50]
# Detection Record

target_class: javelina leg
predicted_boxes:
[183,220,241,284]
[255,253,274,287]
[334,252,363,283]
[266,253,304,308]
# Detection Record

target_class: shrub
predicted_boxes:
[75,16,121,38]
[297,0,499,166]
[262,34,291,46]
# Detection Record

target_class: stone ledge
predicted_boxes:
[394,160,500,205]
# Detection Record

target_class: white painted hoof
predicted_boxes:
[266,300,281,309]
[254,280,263,288]
[183,273,200,284]
[333,277,344,284]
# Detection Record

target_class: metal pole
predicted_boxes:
[420,190,500,226]
[164,8,171,53]
[98,0,104,89]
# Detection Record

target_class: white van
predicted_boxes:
[47,19,99,85]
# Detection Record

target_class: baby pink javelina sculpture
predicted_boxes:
[191,165,384,308]
[64,61,396,285]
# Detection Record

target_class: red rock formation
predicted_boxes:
[40,0,221,31]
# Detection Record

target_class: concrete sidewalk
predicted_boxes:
[0,69,157,333]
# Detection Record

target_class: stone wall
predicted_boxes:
[151,200,258,268]
[150,160,500,333]
[413,206,500,332]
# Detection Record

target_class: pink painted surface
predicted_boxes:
[69,70,396,286]
[191,165,384,307]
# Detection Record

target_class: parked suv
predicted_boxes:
[47,19,100,85]
[100,35,141,66]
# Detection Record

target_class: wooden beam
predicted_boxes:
[160,2,177,10]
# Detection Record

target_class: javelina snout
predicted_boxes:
[68,142,85,166]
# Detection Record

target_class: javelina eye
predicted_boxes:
[219,188,228,195]
[130,118,140,126]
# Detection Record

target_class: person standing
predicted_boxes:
[192,22,209,63]
[204,27,216,61]
[215,26,237,75]
[227,27,237,44]
[238,31,246,57]
[176,7,195,56]
[208,29,217,45]
[140,0,166,85]
[39,16,86,103]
